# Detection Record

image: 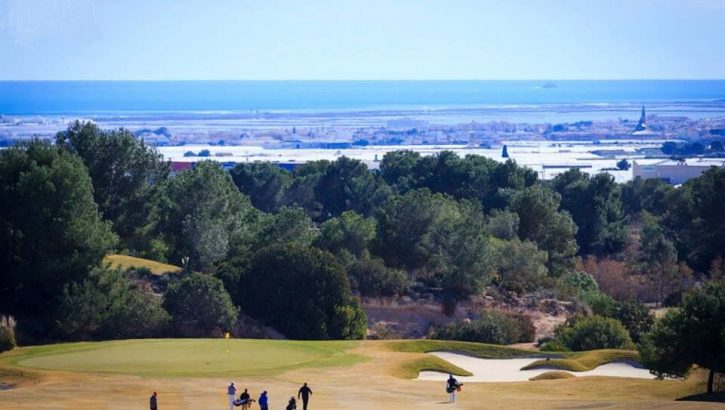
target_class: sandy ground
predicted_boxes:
[0,342,719,410]
[418,352,654,382]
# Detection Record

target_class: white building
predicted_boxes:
[632,159,725,184]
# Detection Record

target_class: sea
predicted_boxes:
[2,81,725,121]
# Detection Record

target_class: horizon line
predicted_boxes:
[2,78,725,82]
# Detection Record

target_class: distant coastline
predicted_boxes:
[2,80,725,116]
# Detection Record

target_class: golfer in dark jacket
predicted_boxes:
[258,391,269,410]
[149,392,158,410]
[297,383,312,410]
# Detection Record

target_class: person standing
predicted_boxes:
[239,388,251,410]
[227,382,237,410]
[149,392,158,410]
[446,374,459,403]
[297,382,312,410]
[258,390,269,410]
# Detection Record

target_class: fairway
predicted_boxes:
[102,254,182,275]
[0,339,721,409]
[9,339,364,377]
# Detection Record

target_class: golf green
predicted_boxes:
[12,339,365,377]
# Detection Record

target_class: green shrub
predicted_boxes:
[555,315,635,351]
[578,290,617,317]
[561,271,599,293]
[539,339,570,352]
[241,244,366,339]
[164,273,238,333]
[56,268,171,340]
[348,257,408,296]
[431,310,535,345]
[0,315,17,352]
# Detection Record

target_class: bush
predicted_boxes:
[348,257,408,296]
[99,291,171,339]
[578,290,617,317]
[555,315,635,351]
[241,244,366,339]
[0,315,17,352]
[164,273,238,333]
[431,310,535,345]
[56,268,171,340]
[539,338,570,352]
[561,271,599,293]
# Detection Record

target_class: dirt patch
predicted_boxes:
[363,294,573,340]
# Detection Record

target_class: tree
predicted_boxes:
[374,189,454,273]
[374,189,493,296]
[282,160,330,220]
[552,169,626,255]
[636,214,678,306]
[663,167,725,272]
[241,244,366,339]
[163,273,238,333]
[429,200,495,297]
[230,162,290,212]
[379,150,421,192]
[639,282,725,394]
[315,211,376,261]
[314,156,391,220]
[613,301,653,343]
[616,159,631,170]
[347,257,408,296]
[149,161,256,271]
[0,141,117,336]
[494,239,550,293]
[621,177,673,216]
[254,206,317,249]
[510,185,578,276]
[56,121,169,250]
[484,209,519,240]
[56,267,170,340]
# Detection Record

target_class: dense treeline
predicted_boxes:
[2,121,725,346]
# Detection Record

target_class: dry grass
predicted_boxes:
[521,349,640,372]
[529,371,575,381]
[0,339,720,409]
[103,254,182,275]
[388,339,551,359]
[392,356,472,379]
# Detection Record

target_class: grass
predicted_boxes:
[528,371,575,381]
[1,339,365,378]
[389,341,642,379]
[520,349,640,372]
[388,340,552,380]
[0,339,716,409]
[103,254,182,275]
[392,356,473,379]
[388,340,554,359]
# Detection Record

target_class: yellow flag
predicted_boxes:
[225,332,230,339]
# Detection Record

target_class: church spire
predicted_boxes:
[634,105,648,132]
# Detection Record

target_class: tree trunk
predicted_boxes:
[707,368,715,394]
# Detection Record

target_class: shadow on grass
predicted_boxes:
[676,392,725,403]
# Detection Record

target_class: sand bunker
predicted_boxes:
[417,352,654,382]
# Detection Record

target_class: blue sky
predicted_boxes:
[1,0,724,80]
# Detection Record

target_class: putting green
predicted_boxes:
[10,339,365,377]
